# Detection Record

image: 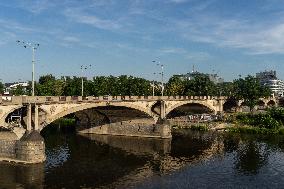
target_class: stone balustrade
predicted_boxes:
[0,95,228,105]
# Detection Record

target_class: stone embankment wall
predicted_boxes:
[79,119,172,139]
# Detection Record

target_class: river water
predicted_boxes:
[1,129,284,188]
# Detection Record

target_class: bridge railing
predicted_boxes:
[0,95,230,105]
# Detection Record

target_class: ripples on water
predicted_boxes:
[2,130,284,188]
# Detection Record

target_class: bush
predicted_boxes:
[190,124,209,131]
[236,113,281,130]
[227,126,279,135]
[268,107,284,125]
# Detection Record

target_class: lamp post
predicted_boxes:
[152,61,164,96]
[81,65,92,96]
[151,72,156,97]
[16,40,39,96]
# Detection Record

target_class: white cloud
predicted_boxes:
[185,52,212,61]
[15,0,56,14]
[169,0,188,3]
[173,14,284,55]
[159,47,187,54]
[63,36,80,43]
[63,8,121,30]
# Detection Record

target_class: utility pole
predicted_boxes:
[151,72,156,97]
[17,40,39,96]
[81,65,92,96]
[153,61,164,97]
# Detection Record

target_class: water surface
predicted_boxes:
[1,130,284,188]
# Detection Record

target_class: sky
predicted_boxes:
[1,0,284,83]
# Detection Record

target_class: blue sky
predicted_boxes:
[1,0,284,82]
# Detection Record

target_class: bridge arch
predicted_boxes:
[267,100,276,107]
[0,105,23,129]
[40,102,155,129]
[257,100,265,106]
[165,101,216,118]
[223,98,238,112]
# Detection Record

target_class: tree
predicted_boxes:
[166,76,185,96]
[233,75,271,111]
[10,85,26,96]
[216,82,235,97]
[0,82,4,94]
[184,73,216,96]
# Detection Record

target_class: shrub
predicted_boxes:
[268,107,284,125]
[236,113,281,130]
[190,124,209,131]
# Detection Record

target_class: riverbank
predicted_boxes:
[171,107,284,135]
[172,123,284,135]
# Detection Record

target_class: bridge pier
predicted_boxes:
[0,130,45,164]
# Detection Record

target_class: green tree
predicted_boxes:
[0,82,4,94]
[36,74,65,96]
[10,85,27,95]
[166,76,185,95]
[216,82,234,97]
[184,73,216,96]
[233,75,271,111]
[63,76,82,96]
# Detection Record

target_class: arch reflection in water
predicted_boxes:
[0,162,44,189]
[80,134,172,156]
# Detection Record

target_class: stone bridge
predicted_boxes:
[0,95,278,164]
[0,95,278,135]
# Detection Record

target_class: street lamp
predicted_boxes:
[81,64,92,96]
[16,40,39,96]
[150,72,157,97]
[152,61,164,96]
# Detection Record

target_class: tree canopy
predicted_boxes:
[233,75,271,111]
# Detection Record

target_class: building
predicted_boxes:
[4,82,29,95]
[174,71,224,84]
[256,70,284,97]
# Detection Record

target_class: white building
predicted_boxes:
[5,82,29,94]
[256,70,284,97]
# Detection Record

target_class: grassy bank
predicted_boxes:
[41,117,77,136]
[172,108,284,135]
[51,118,76,127]
[224,107,284,135]
[226,126,284,135]
[172,123,210,131]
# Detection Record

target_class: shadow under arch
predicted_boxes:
[40,105,155,132]
[267,100,276,107]
[166,103,214,119]
[223,98,238,112]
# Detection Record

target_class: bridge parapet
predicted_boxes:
[0,95,230,105]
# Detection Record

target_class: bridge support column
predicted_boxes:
[160,101,166,119]
[27,104,32,131]
[218,99,224,113]
[34,104,39,131]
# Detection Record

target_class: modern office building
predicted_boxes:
[256,70,284,97]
